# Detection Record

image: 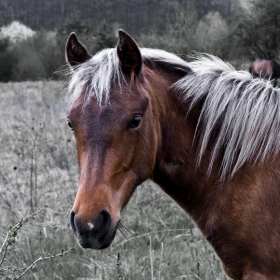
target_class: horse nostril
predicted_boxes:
[97,210,112,238]
[70,211,88,235]
[70,210,76,233]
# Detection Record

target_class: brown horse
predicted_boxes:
[65,30,280,280]
[249,59,280,87]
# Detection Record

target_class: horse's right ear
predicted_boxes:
[66,33,92,67]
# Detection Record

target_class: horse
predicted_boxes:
[65,30,280,280]
[249,59,280,87]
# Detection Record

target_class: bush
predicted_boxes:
[231,0,280,60]
[0,19,117,82]
[0,38,17,82]
[11,32,65,81]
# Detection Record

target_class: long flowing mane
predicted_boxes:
[176,55,280,179]
[67,48,280,180]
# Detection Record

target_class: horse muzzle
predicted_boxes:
[70,209,117,249]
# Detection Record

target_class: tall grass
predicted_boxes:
[0,81,229,279]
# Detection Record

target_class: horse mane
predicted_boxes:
[66,47,189,108]
[176,55,280,180]
[67,48,280,180]
[67,48,121,108]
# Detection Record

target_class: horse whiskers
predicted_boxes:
[117,221,134,238]
[118,221,136,237]
[117,221,137,249]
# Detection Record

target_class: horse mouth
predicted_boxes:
[75,223,118,250]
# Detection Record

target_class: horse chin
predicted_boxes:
[77,227,117,250]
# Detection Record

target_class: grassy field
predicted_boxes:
[0,81,229,279]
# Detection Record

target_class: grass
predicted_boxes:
[0,81,229,279]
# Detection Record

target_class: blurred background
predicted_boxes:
[0,0,279,82]
[0,0,279,279]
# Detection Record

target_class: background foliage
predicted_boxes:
[0,0,240,34]
[0,0,279,82]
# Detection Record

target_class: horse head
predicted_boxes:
[66,31,159,249]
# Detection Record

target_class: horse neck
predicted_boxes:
[147,65,280,245]
[146,66,221,220]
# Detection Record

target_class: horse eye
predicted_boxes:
[67,119,74,131]
[128,114,142,129]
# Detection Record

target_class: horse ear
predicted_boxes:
[117,30,142,75]
[66,33,92,67]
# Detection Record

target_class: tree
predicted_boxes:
[233,0,280,59]
[138,3,199,55]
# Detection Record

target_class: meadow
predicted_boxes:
[0,81,229,279]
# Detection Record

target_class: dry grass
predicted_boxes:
[0,81,229,279]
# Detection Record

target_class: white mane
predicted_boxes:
[67,48,280,180]
[175,54,280,179]
[66,47,188,108]
[67,48,121,107]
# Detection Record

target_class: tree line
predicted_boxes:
[0,0,241,34]
[0,0,279,82]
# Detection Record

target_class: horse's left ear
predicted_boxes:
[66,33,92,67]
[117,30,142,76]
